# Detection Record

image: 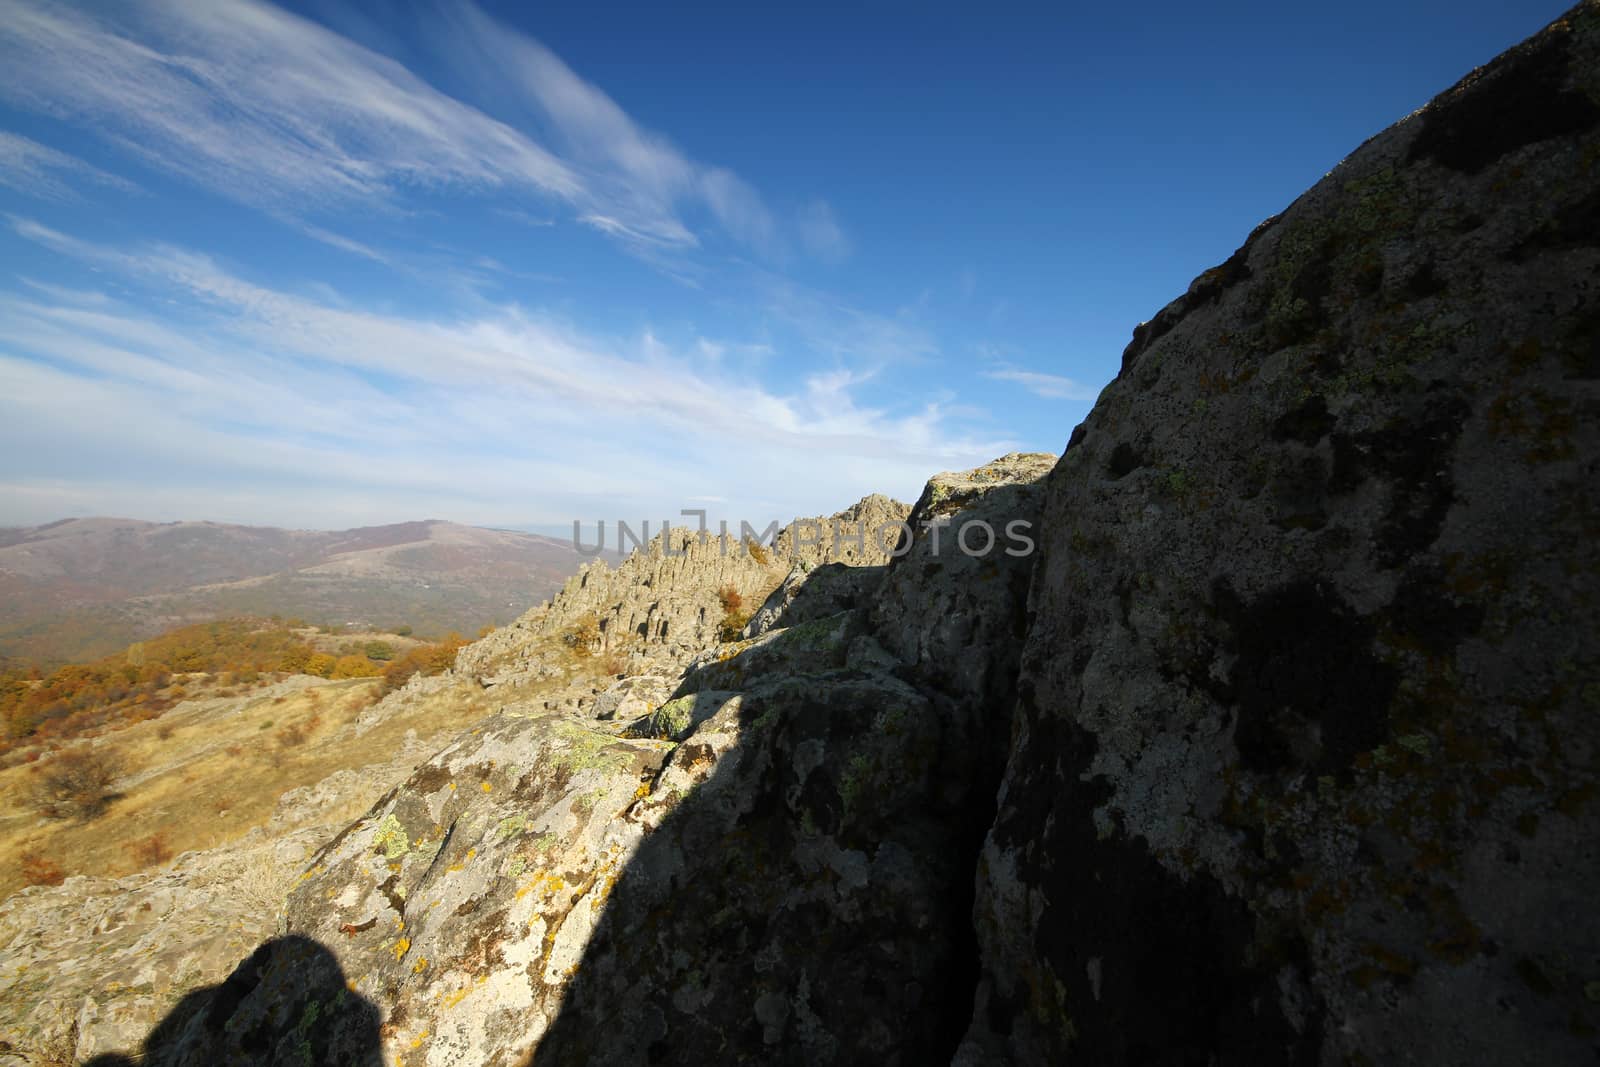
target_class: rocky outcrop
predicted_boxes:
[0,707,449,1065]
[961,6,1600,1064]
[455,495,910,686]
[0,826,328,1065]
[118,459,1050,1066]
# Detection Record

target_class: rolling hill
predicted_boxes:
[0,517,613,664]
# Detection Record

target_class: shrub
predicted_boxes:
[331,654,381,679]
[378,635,466,694]
[29,748,124,820]
[126,832,173,867]
[745,537,771,565]
[274,712,320,750]
[363,641,395,662]
[278,645,311,673]
[716,585,750,642]
[391,624,413,637]
[563,614,602,656]
[19,851,65,887]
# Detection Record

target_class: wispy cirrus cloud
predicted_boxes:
[984,365,1100,402]
[434,1,780,255]
[797,200,852,263]
[0,0,579,208]
[0,0,832,263]
[0,131,137,200]
[0,218,1008,525]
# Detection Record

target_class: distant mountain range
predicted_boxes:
[0,517,616,665]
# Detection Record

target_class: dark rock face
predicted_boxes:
[961,5,1600,1064]
[533,454,1055,1064]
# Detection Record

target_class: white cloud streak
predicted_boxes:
[984,366,1100,402]
[0,0,828,261]
[797,200,851,262]
[0,131,137,199]
[0,221,1010,526]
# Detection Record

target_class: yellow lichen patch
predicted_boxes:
[442,986,472,1009]
[412,956,429,974]
[392,937,412,960]
[373,814,411,860]
[481,781,492,793]
[517,869,568,904]
[409,1031,430,1049]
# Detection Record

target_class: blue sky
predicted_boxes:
[0,0,1571,532]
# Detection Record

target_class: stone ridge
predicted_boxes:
[104,455,1051,1065]
[455,494,910,684]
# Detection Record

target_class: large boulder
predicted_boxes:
[962,6,1600,1064]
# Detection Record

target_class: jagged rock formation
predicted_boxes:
[534,453,1055,1063]
[117,456,1050,1065]
[960,7,1600,1063]
[67,6,1600,1065]
[456,494,909,685]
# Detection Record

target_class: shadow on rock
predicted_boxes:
[531,652,1001,1062]
[81,935,382,1067]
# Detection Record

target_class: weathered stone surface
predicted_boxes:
[591,671,677,722]
[102,457,1048,1066]
[0,826,326,1064]
[531,454,1051,1064]
[743,560,885,639]
[871,452,1055,709]
[457,495,910,686]
[961,6,1600,1064]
